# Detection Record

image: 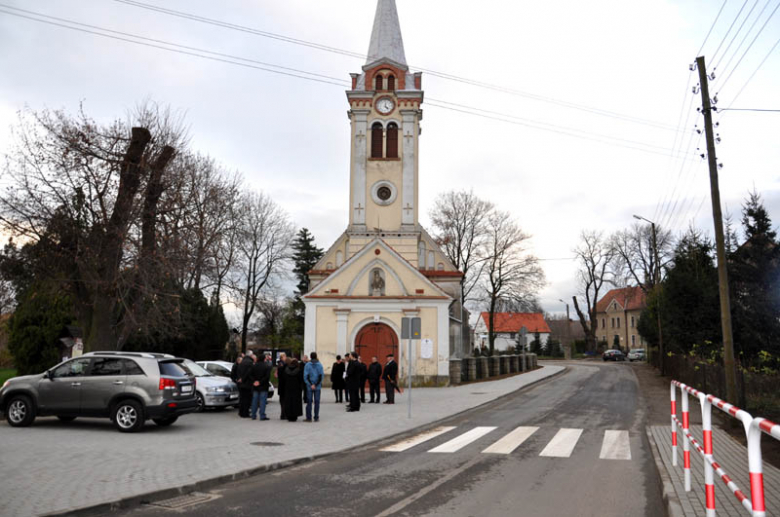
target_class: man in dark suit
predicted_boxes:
[236,352,255,418]
[250,353,272,420]
[358,355,368,403]
[345,352,361,412]
[366,356,382,403]
[382,353,398,404]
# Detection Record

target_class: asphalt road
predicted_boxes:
[117,362,663,517]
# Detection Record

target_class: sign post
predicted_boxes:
[401,317,421,419]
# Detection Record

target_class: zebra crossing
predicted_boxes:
[380,425,632,460]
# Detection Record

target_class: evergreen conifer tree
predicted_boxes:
[730,192,780,363]
[291,228,324,324]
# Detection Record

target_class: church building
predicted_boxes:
[303,0,464,385]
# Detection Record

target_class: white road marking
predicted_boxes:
[539,428,583,458]
[599,430,631,460]
[482,426,539,454]
[428,427,497,453]
[380,426,457,452]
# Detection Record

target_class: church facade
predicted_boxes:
[303,0,463,385]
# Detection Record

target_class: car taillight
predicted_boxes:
[159,378,177,390]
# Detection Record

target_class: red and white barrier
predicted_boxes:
[670,380,778,516]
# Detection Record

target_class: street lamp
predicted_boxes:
[633,214,664,375]
[558,299,572,359]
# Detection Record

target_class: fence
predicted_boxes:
[663,353,780,422]
[670,379,780,516]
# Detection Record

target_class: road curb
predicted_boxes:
[57,366,567,516]
[646,428,685,517]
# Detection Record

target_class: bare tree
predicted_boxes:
[231,192,294,352]
[430,190,494,303]
[481,210,545,353]
[572,230,615,352]
[611,223,673,293]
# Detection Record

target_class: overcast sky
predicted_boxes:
[0,0,778,319]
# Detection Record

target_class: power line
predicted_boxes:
[713,0,761,71]
[718,0,780,90]
[425,101,695,159]
[0,6,349,87]
[655,95,703,226]
[111,0,680,132]
[722,34,780,109]
[0,6,697,160]
[711,0,751,64]
[426,98,693,157]
[719,108,780,112]
[696,0,729,58]
[717,0,775,76]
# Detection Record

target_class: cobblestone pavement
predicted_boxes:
[0,365,564,517]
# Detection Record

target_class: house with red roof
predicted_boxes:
[474,312,551,352]
[595,286,647,350]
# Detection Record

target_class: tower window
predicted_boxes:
[386,122,399,158]
[387,74,396,91]
[371,122,383,158]
[377,186,392,201]
[375,75,383,91]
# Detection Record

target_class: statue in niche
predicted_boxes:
[369,268,386,297]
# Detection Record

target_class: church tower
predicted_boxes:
[303,0,465,386]
[346,0,423,234]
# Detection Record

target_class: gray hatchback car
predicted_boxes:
[0,351,198,432]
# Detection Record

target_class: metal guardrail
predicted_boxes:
[671,380,779,516]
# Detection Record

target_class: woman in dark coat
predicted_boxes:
[282,359,304,422]
[330,356,346,403]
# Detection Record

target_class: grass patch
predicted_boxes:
[0,369,18,385]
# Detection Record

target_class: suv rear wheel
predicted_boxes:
[6,395,36,427]
[112,400,144,433]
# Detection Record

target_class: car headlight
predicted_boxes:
[205,386,226,393]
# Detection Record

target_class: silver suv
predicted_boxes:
[0,351,198,432]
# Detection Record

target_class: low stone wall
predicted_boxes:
[449,353,540,385]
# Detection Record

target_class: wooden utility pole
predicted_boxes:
[696,55,738,403]
[651,221,664,375]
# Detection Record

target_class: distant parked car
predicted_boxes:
[602,349,626,362]
[627,349,646,362]
[0,351,198,432]
[181,360,239,412]
[197,360,234,378]
[196,360,275,399]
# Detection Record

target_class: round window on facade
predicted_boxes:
[377,186,392,201]
[371,181,397,206]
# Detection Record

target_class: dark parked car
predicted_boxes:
[602,349,626,362]
[0,351,198,432]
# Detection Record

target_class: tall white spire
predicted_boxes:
[366,0,407,67]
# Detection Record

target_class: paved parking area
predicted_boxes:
[0,365,563,517]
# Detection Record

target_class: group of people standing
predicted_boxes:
[231,350,399,421]
[329,353,399,412]
[232,351,325,423]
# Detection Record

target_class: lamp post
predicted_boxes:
[633,214,664,375]
[558,299,572,359]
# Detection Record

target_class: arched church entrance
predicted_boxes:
[354,323,398,392]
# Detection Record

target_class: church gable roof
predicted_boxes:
[304,238,451,300]
[365,0,407,68]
